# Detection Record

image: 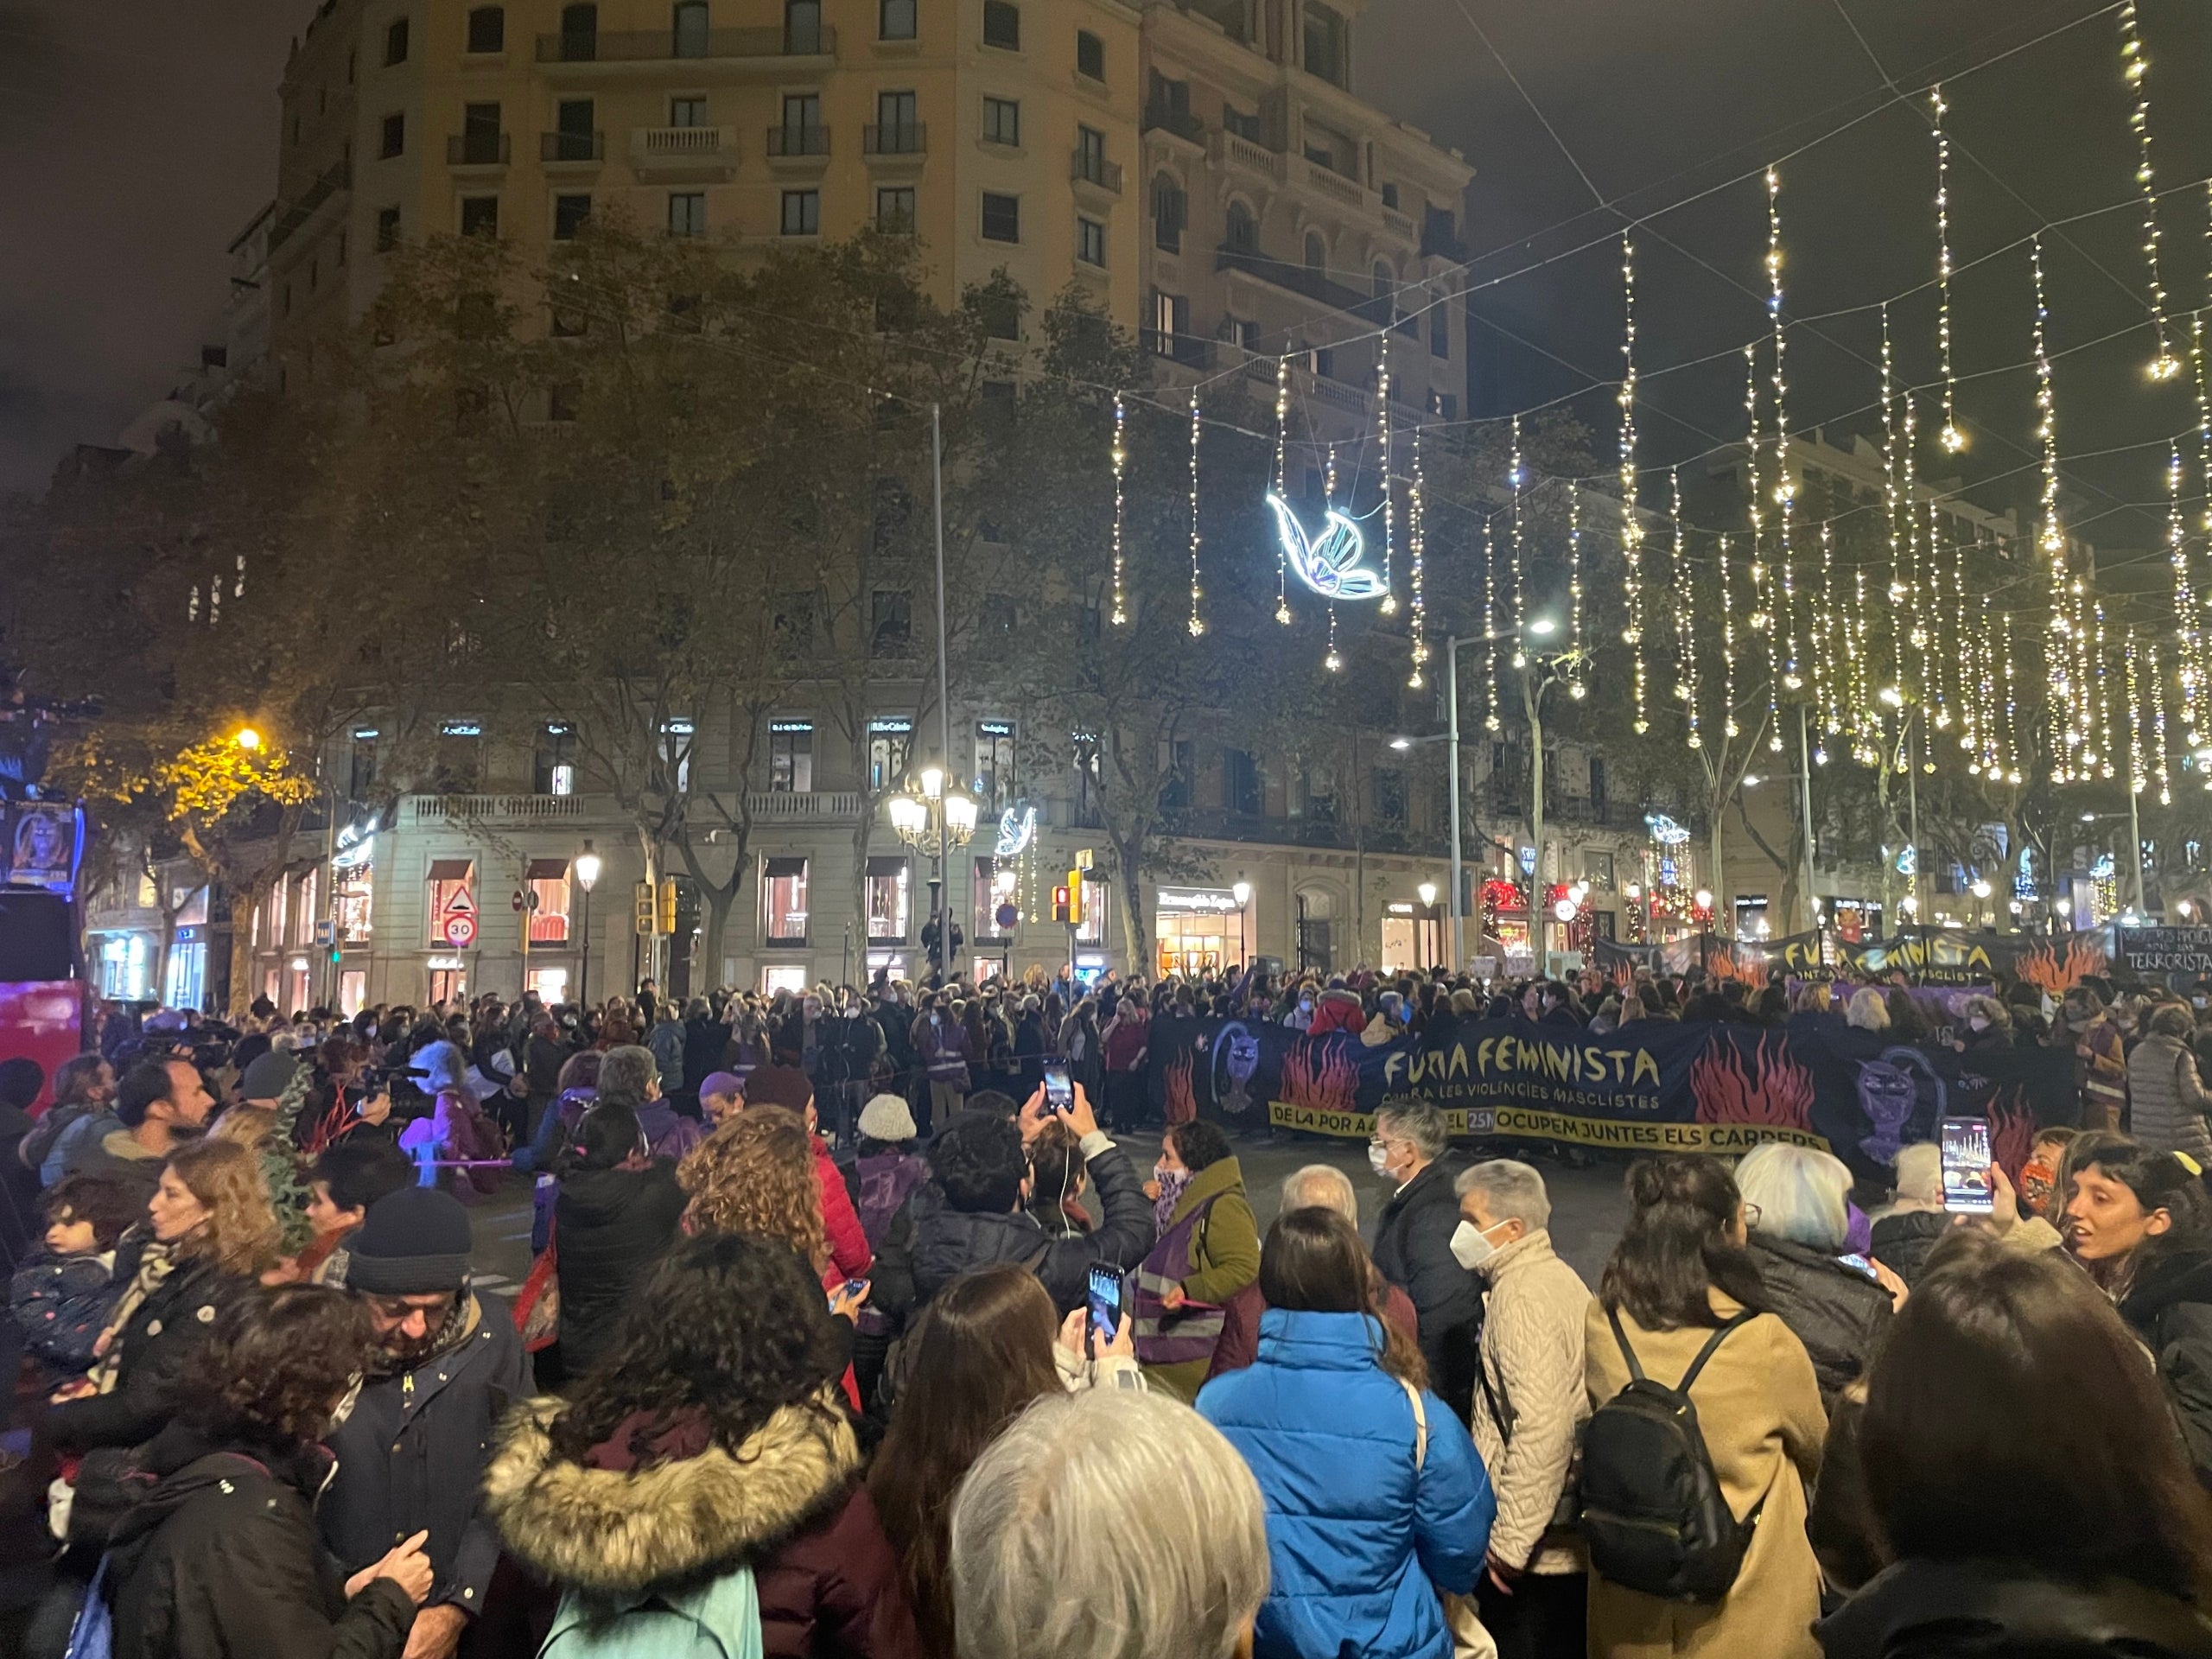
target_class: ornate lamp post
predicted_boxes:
[574,842,601,1007]
[889,766,978,983]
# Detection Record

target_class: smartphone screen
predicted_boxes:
[1086,1265,1122,1345]
[1836,1252,1876,1279]
[1940,1116,1995,1214]
[1044,1064,1073,1113]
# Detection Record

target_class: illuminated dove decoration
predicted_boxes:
[1266,492,1389,602]
[995,805,1037,859]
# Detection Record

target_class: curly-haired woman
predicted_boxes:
[46,1137,280,1452]
[104,1283,435,1659]
[486,1231,920,1659]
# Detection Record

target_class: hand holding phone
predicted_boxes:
[1939,1117,1995,1215]
[1086,1265,1122,1348]
[828,1278,871,1320]
[1043,1064,1073,1114]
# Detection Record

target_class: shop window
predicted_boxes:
[976,720,1015,812]
[866,855,910,941]
[335,854,374,944]
[340,969,369,1017]
[769,720,813,791]
[527,857,571,944]
[762,963,810,994]
[762,856,809,943]
[868,716,912,791]
[296,868,321,947]
[1077,879,1108,946]
[349,728,379,798]
[428,857,477,948]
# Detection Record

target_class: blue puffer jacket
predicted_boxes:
[1198,1308,1494,1659]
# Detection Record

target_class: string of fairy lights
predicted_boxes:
[1074,5,2212,815]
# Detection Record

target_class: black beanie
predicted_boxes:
[344,1185,474,1294]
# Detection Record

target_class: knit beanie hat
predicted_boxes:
[858,1093,918,1142]
[240,1049,299,1103]
[345,1185,474,1294]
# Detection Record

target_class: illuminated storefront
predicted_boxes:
[1154,887,1250,977]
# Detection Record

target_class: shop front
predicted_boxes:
[1154,886,1250,977]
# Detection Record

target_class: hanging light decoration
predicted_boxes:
[1817,519,1840,738]
[1509,415,1528,669]
[1185,388,1205,637]
[1567,480,1586,700]
[1672,469,1701,750]
[2094,596,2116,780]
[2118,1,2182,380]
[1718,534,1740,740]
[2030,234,2078,779]
[1929,87,1967,452]
[2170,440,2205,741]
[1998,599,2023,785]
[1323,443,1341,671]
[2151,637,2173,804]
[2126,632,2151,799]
[1741,347,1781,750]
[1765,167,1802,695]
[1272,360,1291,626]
[1619,232,1649,734]
[1376,339,1398,617]
[1925,496,1952,734]
[1109,393,1128,627]
[1408,428,1427,689]
[1482,511,1501,733]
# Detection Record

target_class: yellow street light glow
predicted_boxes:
[234,728,263,751]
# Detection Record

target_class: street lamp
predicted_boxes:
[1694,887,1714,975]
[233,727,262,752]
[889,768,977,982]
[575,842,601,1007]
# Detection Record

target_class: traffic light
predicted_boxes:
[1052,885,1072,924]
[328,945,342,965]
[1066,869,1084,925]
[658,877,678,935]
[634,880,655,936]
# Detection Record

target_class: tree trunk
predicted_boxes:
[1113,827,1149,980]
[226,882,257,1017]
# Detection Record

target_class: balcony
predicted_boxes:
[535,24,835,66]
[447,130,512,168]
[1071,151,1122,194]
[1300,156,1365,211]
[1211,128,1284,185]
[407,794,588,825]
[1421,211,1469,263]
[1215,244,1368,313]
[1142,104,1205,147]
[540,129,605,163]
[746,790,864,822]
[269,158,349,251]
[630,124,741,178]
[766,123,830,158]
[863,122,926,157]
[1143,329,1213,370]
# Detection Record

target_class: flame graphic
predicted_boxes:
[1690,1039,1814,1131]
[2015,937,2107,996]
[1163,1052,1197,1126]
[1986,1086,2037,1185]
[1281,1038,1362,1115]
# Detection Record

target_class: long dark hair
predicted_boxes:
[1260,1207,1426,1389]
[550,1232,844,1463]
[552,1100,643,1179]
[1599,1155,1764,1330]
[2066,1132,2212,1287]
[1861,1235,2212,1601]
[869,1266,1061,1656]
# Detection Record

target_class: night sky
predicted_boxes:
[3,0,2207,573]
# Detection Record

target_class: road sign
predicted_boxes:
[995,901,1019,930]
[444,912,477,948]
[313,919,334,944]
[511,890,525,912]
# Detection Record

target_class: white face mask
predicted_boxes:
[1968,1014,1990,1031]
[1450,1218,1510,1271]
[1368,1142,1394,1178]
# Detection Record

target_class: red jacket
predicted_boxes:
[816,1137,874,1284]
[1305,991,1367,1038]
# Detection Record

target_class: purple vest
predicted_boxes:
[1133,1196,1229,1366]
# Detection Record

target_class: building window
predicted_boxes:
[880,0,915,40]
[1589,755,1609,816]
[1430,303,1449,358]
[762,857,810,943]
[427,858,476,948]
[535,725,578,794]
[870,588,912,654]
[375,206,401,250]
[334,854,373,946]
[1304,230,1325,270]
[1075,124,1107,181]
[669,190,706,236]
[868,716,912,790]
[656,719,694,793]
[1075,28,1103,79]
[772,588,817,652]
[671,94,708,125]
[976,720,1016,813]
[554,194,592,238]
[672,0,709,56]
[460,195,499,238]
[385,15,410,65]
[1224,105,1261,140]
[979,591,1015,638]
[348,729,379,798]
[1077,215,1106,268]
[768,721,813,791]
[1150,289,1187,347]
[1236,317,1261,352]
[433,720,483,789]
[784,0,822,53]
[559,2,598,55]
[1224,747,1262,816]
[1225,200,1257,252]
[876,186,915,232]
[982,96,1020,146]
[873,88,919,152]
[981,191,1019,242]
[458,99,504,163]
[781,188,819,235]
[466,5,505,52]
[1373,767,1407,826]
[296,868,321,948]
[866,855,911,941]
[1151,174,1185,251]
[550,96,597,159]
[779,92,820,152]
[379,112,405,158]
[528,858,572,943]
[979,380,1015,429]
[1301,0,1346,86]
[982,0,1019,48]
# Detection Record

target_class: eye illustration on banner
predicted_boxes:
[994,805,1036,860]
[1265,492,1389,602]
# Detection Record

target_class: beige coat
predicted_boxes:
[1470,1230,1592,1576]
[1583,1294,1827,1659]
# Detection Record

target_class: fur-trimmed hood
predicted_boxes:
[484,1393,860,1596]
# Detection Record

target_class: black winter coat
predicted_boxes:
[1371,1159,1482,1423]
[682,1016,728,1092]
[105,1424,417,1659]
[1815,1558,2212,1658]
[45,1246,257,1453]
[906,1139,1154,1314]
[552,1161,687,1378]
[321,1292,532,1618]
[1868,1210,1949,1290]
[2118,1248,2212,1487]
[1749,1233,1894,1409]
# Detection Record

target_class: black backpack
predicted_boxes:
[1579,1307,1761,1603]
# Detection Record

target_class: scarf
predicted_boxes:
[1154,1168,1193,1233]
[88,1237,182,1395]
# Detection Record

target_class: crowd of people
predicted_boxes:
[0,952,2210,1657]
